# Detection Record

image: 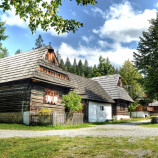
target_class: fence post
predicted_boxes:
[50,112,53,125]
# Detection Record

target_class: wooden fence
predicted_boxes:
[31,112,84,125]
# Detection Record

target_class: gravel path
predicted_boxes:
[0,120,157,138]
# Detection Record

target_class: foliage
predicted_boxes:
[64,57,71,72]
[78,59,83,76]
[34,34,45,49]
[97,56,115,76]
[55,49,61,63]
[15,49,22,55]
[0,0,97,34]
[62,91,82,113]
[134,13,158,100]
[59,58,64,69]
[59,56,118,78]
[0,21,8,58]
[128,101,141,111]
[119,60,143,100]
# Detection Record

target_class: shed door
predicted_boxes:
[22,101,30,125]
[23,111,30,125]
[88,101,112,122]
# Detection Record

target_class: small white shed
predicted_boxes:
[88,101,112,122]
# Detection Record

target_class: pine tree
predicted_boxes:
[134,13,158,100]
[15,49,22,55]
[0,21,8,58]
[60,59,64,70]
[91,64,101,77]
[77,59,83,76]
[83,59,89,77]
[65,57,71,72]
[71,58,77,74]
[98,56,115,75]
[55,49,61,63]
[114,68,119,74]
[34,34,45,49]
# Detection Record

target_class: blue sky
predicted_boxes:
[1,0,158,67]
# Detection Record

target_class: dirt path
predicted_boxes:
[0,120,156,138]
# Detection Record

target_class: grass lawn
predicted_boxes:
[0,118,149,131]
[0,136,158,158]
[138,122,158,128]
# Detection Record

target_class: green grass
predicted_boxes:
[0,123,92,131]
[0,136,158,157]
[0,118,149,131]
[138,122,158,128]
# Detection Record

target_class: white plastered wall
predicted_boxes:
[88,101,112,122]
[130,111,150,118]
[113,115,130,120]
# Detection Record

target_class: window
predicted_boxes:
[120,103,126,111]
[100,106,104,111]
[44,89,58,104]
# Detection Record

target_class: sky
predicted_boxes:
[0,0,158,67]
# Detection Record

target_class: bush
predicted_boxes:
[62,91,82,113]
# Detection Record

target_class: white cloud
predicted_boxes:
[58,42,136,66]
[91,7,106,18]
[82,36,94,44]
[1,8,28,28]
[1,7,67,37]
[93,1,157,43]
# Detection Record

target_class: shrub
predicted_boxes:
[62,91,82,113]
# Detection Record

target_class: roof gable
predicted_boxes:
[43,48,59,66]
[92,74,133,102]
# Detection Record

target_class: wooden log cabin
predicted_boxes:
[0,46,114,125]
[92,75,134,120]
[131,100,158,118]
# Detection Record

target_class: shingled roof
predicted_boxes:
[0,46,114,103]
[92,74,133,102]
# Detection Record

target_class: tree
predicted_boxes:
[91,64,101,77]
[71,58,77,74]
[15,49,22,55]
[62,91,82,113]
[98,56,115,76]
[83,59,89,77]
[133,13,158,100]
[55,49,61,63]
[119,60,143,100]
[0,0,97,34]
[60,59,64,70]
[0,21,8,58]
[77,59,83,76]
[35,34,45,49]
[65,57,71,72]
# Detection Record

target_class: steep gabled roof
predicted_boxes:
[92,74,133,102]
[0,46,114,103]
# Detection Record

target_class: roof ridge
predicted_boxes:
[0,45,51,62]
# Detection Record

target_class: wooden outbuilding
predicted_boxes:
[92,75,134,120]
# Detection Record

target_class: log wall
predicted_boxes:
[30,82,70,124]
[0,80,31,113]
[112,99,129,116]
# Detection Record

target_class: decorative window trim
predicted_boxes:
[39,65,69,80]
[44,88,58,104]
